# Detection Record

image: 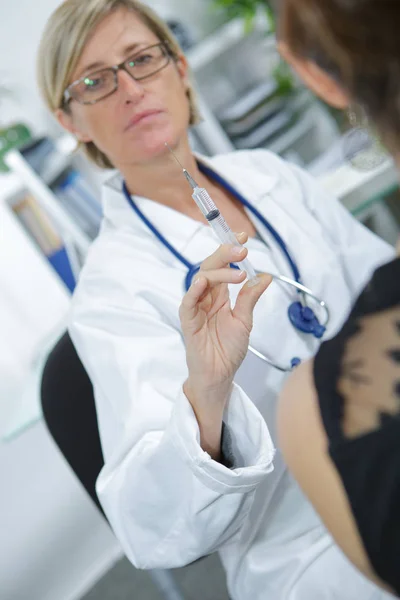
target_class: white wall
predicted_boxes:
[0,0,62,135]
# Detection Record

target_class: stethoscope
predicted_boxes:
[122,163,330,372]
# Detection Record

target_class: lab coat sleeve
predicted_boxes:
[69,288,274,570]
[286,160,396,299]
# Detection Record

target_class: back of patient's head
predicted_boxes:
[37,0,199,169]
[280,0,400,152]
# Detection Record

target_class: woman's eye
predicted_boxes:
[84,76,104,90]
[132,53,153,66]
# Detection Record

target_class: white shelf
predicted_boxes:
[0,135,82,442]
[0,171,24,200]
[187,16,271,72]
[41,153,71,187]
[187,18,310,158]
[318,157,398,213]
[5,148,91,255]
[0,200,71,441]
[267,110,314,155]
[0,134,76,204]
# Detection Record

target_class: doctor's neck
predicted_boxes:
[119,139,216,214]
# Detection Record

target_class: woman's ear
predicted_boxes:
[54,108,92,143]
[278,41,350,109]
[175,54,190,89]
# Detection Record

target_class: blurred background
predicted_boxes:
[1,1,399,599]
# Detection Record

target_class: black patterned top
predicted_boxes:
[314,257,400,593]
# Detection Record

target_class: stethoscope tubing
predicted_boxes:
[247,272,329,371]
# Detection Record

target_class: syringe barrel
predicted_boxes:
[208,213,237,244]
[207,213,258,283]
[192,187,218,218]
[191,187,258,283]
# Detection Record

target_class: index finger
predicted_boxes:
[201,232,249,272]
[179,275,208,324]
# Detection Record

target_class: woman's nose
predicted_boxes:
[117,69,145,101]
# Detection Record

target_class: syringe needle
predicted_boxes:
[165,142,185,170]
[165,142,198,190]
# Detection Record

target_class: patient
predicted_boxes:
[179,0,400,597]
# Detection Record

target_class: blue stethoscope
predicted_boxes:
[122,163,330,372]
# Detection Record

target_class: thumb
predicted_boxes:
[233,274,272,329]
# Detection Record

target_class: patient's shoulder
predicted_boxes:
[314,258,400,442]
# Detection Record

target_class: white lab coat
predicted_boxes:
[70,150,395,600]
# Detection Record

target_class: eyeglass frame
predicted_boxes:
[62,42,174,107]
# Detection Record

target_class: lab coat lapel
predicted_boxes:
[199,153,278,209]
[102,172,204,255]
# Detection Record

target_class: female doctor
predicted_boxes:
[38,1,395,598]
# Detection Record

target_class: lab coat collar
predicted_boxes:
[200,152,278,206]
[102,152,278,253]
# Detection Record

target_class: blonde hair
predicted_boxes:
[37,0,201,169]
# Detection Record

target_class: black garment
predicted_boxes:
[313,257,400,594]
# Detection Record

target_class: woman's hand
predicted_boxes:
[179,233,271,460]
[180,233,271,415]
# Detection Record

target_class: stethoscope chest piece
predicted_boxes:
[288,301,326,339]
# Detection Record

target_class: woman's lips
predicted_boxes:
[125,110,163,130]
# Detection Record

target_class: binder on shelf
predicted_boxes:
[61,170,102,219]
[12,193,76,293]
[18,135,102,241]
[13,196,55,256]
[47,246,76,293]
[53,169,102,240]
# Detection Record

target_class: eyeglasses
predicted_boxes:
[63,43,172,106]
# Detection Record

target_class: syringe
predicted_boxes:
[165,143,259,286]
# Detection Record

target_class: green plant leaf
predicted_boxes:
[211,0,295,97]
[212,0,275,30]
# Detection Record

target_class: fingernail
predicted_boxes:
[232,246,245,257]
[193,277,202,286]
[237,270,246,277]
